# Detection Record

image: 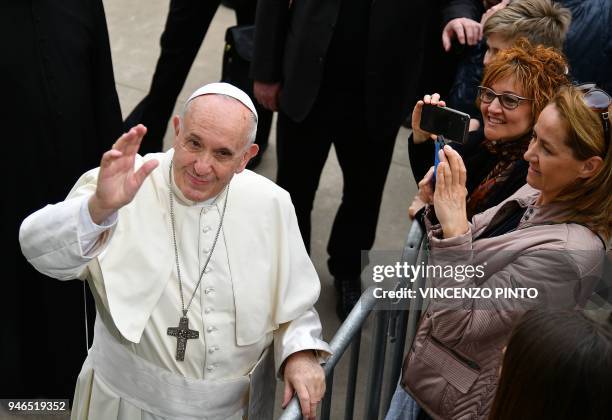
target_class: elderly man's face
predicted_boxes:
[172,95,258,202]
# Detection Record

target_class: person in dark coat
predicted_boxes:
[251,0,428,319]
[124,0,272,166]
[0,0,122,403]
[560,0,612,94]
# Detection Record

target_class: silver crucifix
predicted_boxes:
[167,316,199,361]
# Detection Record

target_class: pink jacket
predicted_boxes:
[402,185,606,420]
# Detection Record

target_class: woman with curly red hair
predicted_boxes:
[409,39,569,219]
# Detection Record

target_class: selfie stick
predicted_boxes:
[432,135,446,185]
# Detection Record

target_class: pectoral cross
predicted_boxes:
[167,316,199,361]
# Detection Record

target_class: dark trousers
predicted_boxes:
[276,95,396,281]
[125,0,270,154]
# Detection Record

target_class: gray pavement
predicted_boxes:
[104,1,418,418]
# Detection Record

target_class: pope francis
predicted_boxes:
[19,83,332,420]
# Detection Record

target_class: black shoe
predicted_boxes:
[335,278,361,321]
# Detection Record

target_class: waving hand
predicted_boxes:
[88,125,159,224]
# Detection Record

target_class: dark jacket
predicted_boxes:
[441,0,484,24]
[447,41,485,119]
[561,0,612,93]
[251,0,429,140]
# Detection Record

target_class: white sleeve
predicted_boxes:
[79,197,118,255]
[19,194,118,280]
[273,307,332,377]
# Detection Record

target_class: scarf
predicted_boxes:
[466,132,531,217]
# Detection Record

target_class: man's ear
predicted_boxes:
[172,115,181,142]
[236,144,259,173]
[578,156,603,179]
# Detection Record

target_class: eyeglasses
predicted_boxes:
[477,86,533,110]
[577,83,611,143]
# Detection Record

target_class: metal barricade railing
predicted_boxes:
[279,225,610,420]
[279,221,425,420]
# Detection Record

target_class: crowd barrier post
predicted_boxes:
[279,221,425,420]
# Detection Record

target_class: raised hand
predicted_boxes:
[433,145,469,238]
[412,93,446,144]
[441,17,483,52]
[88,124,159,224]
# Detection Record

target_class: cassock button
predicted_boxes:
[203,226,212,233]
[206,364,217,371]
[204,287,215,295]
[205,267,212,274]
[204,307,213,314]
[208,345,220,354]
[203,247,210,254]
[206,326,217,333]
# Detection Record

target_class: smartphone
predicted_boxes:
[420,104,470,144]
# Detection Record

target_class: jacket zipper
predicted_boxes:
[430,336,481,371]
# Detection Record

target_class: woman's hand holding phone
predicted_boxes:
[411,93,446,144]
[413,166,435,212]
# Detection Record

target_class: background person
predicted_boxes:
[559,0,612,94]
[489,310,612,420]
[125,0,272,165]
[1,0,123,403]
[251,0,429,319]
[448,0,572,117]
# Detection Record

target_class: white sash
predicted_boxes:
[87,320,249,420]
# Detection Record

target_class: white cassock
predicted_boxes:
[20,149,332,420]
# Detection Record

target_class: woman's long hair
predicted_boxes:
[549,85,612,239]
[489,310,612,420]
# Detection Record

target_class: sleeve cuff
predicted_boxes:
[273,308,333,378]
[78,196,118,256]
[428,226,472,249]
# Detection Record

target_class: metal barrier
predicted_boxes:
[278,225,611,420]
[279,221,426,420]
